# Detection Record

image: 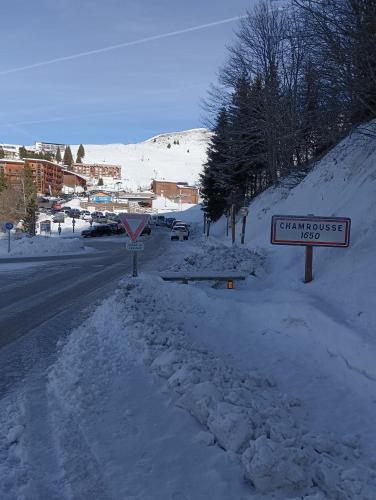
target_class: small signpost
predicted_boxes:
[240,207,248,245]
[4,222,13,253]
[40,220,51,237]
[118,213,149,277]
[72,217,76,233]
[271,214,351,283]
[126,241,144,252]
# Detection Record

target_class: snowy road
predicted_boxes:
[0,232,168,395]
[0,229,253,500]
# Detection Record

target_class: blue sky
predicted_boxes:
[0,0,254,145]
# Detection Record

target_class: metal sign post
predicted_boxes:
[240,207,248,245]
[72,217,76,233]
[126,241,145,277]
[206,219,211,237]
[119,215,149,278]
[271,214,351,283]
[5,222,13,253]
[133,251,138,277]
[304,246,313,283]
[231,204,236,245]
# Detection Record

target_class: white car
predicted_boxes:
[81,211,92,221]
[171,225,189,241]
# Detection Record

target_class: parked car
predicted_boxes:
[68,209,81,218]
[156,215,167,226]
[81,210,92,220]
[51,203,62,210]
[171,225,189,240]
[172,219,186,227]
[105,212,117,220]
[93,215,107,223]
[62,206,72,213]
[166,217,176,228]
[172,220,190,235]
[141,225,151,236]
[81,225,112,237]
[108,223,126,235]
[91,211,104,218]
[53,212,65,223]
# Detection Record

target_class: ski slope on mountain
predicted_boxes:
[72,128,211,190]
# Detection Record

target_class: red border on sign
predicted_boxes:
[271,215,351,247]
[118,213,149,241]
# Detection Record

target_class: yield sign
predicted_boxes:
[118,213,150,241]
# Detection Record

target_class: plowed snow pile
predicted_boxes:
[0,234,85,256]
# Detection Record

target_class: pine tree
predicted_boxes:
[76,144,85,163]
[19,146,27,159]
[22,165,38,235]
[63,145,74,169]
[55,147,62,163]
[200,107,231,221]
[97,177,104,186]
[0,147,4,159]
[167,143,171,149]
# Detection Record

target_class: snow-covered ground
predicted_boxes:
[70,128,210,190]
[0,233,86,257]
[152,194,197,214]
[1,125,376,498]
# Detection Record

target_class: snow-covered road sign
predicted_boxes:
[126,241,144,251]
[5,222,13,231]
[40,220,51,233]
[118,213,149,241]
[271,215,351,247]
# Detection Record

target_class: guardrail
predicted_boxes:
[159,271,246,288]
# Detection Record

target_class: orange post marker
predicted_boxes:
[227,279,234,289]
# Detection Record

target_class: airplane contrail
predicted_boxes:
[0,16,246,76]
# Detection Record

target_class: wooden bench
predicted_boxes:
[159,271,246,288]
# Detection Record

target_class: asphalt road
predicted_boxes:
[0,232,168,349]
[0,231,171,396]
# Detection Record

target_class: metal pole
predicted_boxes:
[241,215,247,244]
[133,251,138,277]
[206,219,211,237]
[7,229,10,253]
[231,204,236,245]
[203,215,206,234]
[304,246,313,283]
[226,214,229,237]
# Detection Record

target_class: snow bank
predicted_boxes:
[0,234,84,257]
[152,195,197,214]
[49,275,376,499]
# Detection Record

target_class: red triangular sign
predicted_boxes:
[118,213,150,241]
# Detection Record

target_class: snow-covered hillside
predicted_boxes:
[72,128,211,190]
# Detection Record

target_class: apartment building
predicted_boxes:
[72,163,121,180]
[35,142,66,156]
[151,180,199,204]
[0,144,19,159]
[0,158,64,195]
